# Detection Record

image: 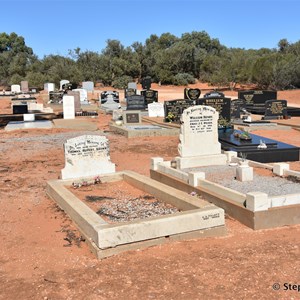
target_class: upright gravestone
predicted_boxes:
[61,135,116,180]
[141,89,158,105]
[141,77,151,90]
[148,102,164,117]
[63,95,75,119]
[60,80,70,90]
[197,97,231,127]
[184,88,201,100]
[11,85,21,93]
[125,88,136,99]
[231,99,246,119]
[101,95,120,111]
[128,82,137,90]
[82,81,94,92]
[44,83,55,93]
[21,81,29,93]
[176,105,227,169]
[67,91,81,112]
[263,100,288,120]
[126,95,146,110]
[164,99,196,123]
[72,88,88,104]
[100,91,119,104]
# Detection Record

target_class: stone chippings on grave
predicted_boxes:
[148,102,164,117]
[21,81,29,93]
[61,135,115,180]
[82,81,94,92]
[63,95,75,119]
[178,105,221,157]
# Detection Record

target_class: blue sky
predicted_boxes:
[1,0,299,58]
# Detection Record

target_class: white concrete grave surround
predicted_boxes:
[148,102,165,117]
[61,135,116,180]
[176,105,227,169]
[63,95,75,119]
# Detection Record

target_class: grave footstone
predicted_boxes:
[63,95,75,119]
[61,135,116,180]
[21,81,29,93]
[126,95,146,110]
[263,100,288,120]
[141,89,158,105]
[148,102,164,117]
[164,99,196,123]
[184,88,201,100]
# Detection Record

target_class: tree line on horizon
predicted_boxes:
[0,31,300,90]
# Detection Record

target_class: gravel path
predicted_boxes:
[183,165,300,196]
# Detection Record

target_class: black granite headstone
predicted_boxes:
[125,88,136,99]
[184,88,201,100]
[126,95,146,110]
[238,90,277,107]
[231,99,246,119]
[141,77,152,90]
[13,104,28,114]
[263,100,288,120]
[164,99,196,123]
[141,89,158,105]
[197,97,231,127]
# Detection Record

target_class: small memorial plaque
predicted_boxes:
[61,135,115,179]
[123,111,141,124]
[184,88,201,100]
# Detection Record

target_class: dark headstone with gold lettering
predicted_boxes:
[231,99,246,119]
[184,88,201,100]
[197,97,231,127]
[164,99,196,123]
[124,88,136,99]
[141,89,158,105]
[238,90,277,113]
[263,100,288,120]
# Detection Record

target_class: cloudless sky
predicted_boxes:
[1,0,299,58]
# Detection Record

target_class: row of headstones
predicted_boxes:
[61,105,220,180]
[44,81,94,93]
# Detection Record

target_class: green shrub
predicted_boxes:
[112,75,133,89]
[173,73,195,86]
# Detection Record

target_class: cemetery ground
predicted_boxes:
[0,84,300,299]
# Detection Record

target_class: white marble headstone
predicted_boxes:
[102,95,120,110]
[82,81,94,92]
[148,102,164,117]
[63,95,75,119]
[44,83,55,93]
[60,80,69,90]
[178,105,221,157]
[128,82,137,89]
[11,85,21,93]
[61,135,116,180]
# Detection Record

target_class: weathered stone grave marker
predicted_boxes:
[61,135,115,179]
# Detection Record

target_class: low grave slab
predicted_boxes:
[46,171,225,259]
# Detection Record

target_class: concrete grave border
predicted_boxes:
[150,157,300,230]
[46,170,225,259]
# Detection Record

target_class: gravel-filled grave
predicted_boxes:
[182,165,300,196]
[68,180,180,223]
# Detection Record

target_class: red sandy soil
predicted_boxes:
[0,85,300,299]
